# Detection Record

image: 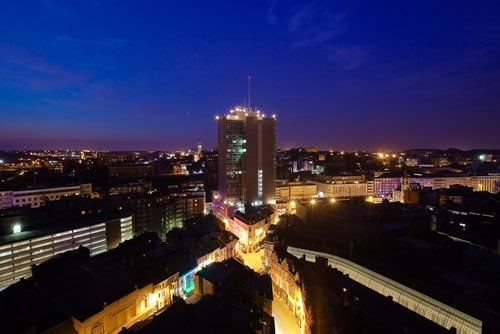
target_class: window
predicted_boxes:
[129,305,136,318]
[91,323,104,334]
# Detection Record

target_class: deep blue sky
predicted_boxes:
[1,1,499,151]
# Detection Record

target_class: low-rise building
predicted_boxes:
[264,239,306,332]
[2,246,161,334]
[174,230,238,297]
[0,221,239,334]
[226,206,275,252]
[0,212,133,289]
[374,174,500,200]
[1,184,92,209]
[0,191,13,209]
[42,190,205,239]
[108,165,154,178]
[471,174,500,193]
[195,258,273,330]
[275,181,317,202]
[312,180,368,198]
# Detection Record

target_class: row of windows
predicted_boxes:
[13,188,80,197]
[0,219,132,288]
[13,194,67,204]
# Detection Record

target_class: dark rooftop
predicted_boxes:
[0,210,132,245]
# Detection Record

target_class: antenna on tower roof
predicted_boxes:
[248,74,252,112]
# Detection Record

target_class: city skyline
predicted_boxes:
[1,1,500,151]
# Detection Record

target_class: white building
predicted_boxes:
[312,181,368,198]
[1,183,92,209]
[275,181,318,202]
[0,191,13,209]
[471,174,500,193]
[225,208,275,253]
[0,213,133,289]
[373,174,500,199]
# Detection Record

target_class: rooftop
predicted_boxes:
[0,210,132,245]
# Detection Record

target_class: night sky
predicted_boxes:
[1,1,499,151]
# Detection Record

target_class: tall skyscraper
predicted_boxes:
[217,106,276,207]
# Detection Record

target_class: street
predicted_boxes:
[238,248,265,273]
[239,249,301,334]
[273,294,301,334]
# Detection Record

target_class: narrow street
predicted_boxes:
[238,248,265,273]
[273,295,301,334]
[239,249,301,334]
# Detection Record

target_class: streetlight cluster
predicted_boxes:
[307,197,338,221]
[309,198,336,205]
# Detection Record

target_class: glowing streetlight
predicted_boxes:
[310,199,316,219]
[366,196,374,216]
[330,198,336,220]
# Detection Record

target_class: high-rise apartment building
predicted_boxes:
[217,106,276,207]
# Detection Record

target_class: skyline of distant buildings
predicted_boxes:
[1,143,500,156]
[0,100,500,333]
[2,145,500,152]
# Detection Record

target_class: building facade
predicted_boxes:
[0,184,92,209]
[224,207,275,252]
[0,214,133,289]
[275,181,318,203]
[263,240,306,332]
[287,246,483,334]
[0,191,12,209]
[374,174,500,200]
[312,181,368,198]
[217,107,276,207]
[164,193,205,233]
[471,174,500,193]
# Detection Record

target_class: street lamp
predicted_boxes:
[366,196,373,217]
[310,199,316,220]
[330,198,336,220]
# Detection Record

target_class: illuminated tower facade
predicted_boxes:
[197,139,202,158]
[217,106,276,207]
[194,139,203,162]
